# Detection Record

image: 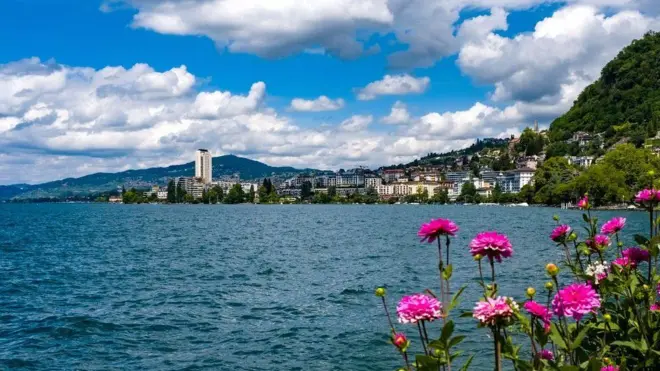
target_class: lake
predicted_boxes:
[0,204,649,370]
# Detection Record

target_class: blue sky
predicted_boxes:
[0,0,658,184]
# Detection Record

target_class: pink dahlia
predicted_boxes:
[539,349,554,361]
[524,301,552,332]
[586,234,611,252]
[473,296,518,326]
[601,366,619,371]
[650,303,660,312]
[397,294,443,324]
[577,195,589,209]
[635,188,659,204]
[550,225,571,243]
[600,217,626,235]
[552,283,601,321]
[622,247,650,265]
[469,231,513,262]
[418,218,459,243]
[612,256,634,269]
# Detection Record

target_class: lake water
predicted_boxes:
[0,204,649,370]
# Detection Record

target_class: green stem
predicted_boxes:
[493,326,502,371]
[381,297,396,334]
[418,322,429,355]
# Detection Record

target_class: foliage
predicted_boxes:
[549,31,660,143]
[532,157,579,205]
[376,187,660,371]
[457,182,477,203]
[516,128,546,156]
[223,184,245,204]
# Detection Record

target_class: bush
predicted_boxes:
[375,191,660,371]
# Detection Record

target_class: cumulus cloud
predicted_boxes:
[0,58,531,184]
[381,101,412,125]
[356,74,430,100]
[289,96,345,112]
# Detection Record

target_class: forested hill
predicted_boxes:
[549,31,660,143]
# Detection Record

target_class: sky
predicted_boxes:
[0,0,659,185]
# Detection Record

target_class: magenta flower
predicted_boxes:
[473,296,518,326]
[550,225,571,243]
[552,283,601,321]
[469,231,513,262]
[396,294,443,324]
[635,188,659,204]
[538,349,554,361]
[601,366,619,371]
[524,301,552,332]
[586,234,611,252]
[577,195,589,209]
[650,303,660,312]
[622,247,650,265]
[600,217,626,235]
[418,218,459,243]
[612,256,634,269]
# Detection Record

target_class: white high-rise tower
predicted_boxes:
[195,149,212,184]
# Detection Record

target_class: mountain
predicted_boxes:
[3,155,316,200]
[549,31,660,144]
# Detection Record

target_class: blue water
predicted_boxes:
[0,204,649,370]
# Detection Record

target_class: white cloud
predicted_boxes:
[381,101,412,125]
[356,74,430,100]
[339,115,373,132]
[289,96,345,112]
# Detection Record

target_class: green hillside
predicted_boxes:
[2,155,314,200]
[549,31,660,144]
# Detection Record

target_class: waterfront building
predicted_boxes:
[412,171,440,182]
[445,171,471,184]
[176,177,205,199]
[195,149,212,184]
[336,172,365,188]
[496,168,534,193]
[109,195,123,203]
[364,174,382,189]
[157,190,168,200]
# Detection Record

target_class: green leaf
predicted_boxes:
[459,311,473,318]
[549,323,568,350]
[582,213,590,223]
[448,335,466,349]
[443,264,453,280]
[415,355,445,371]
[571,323,592,350]
[459,355,474,371]
[634,234,650,246]
[560,366,579,371]
[448,285,467,312]
[440,321,455,344]
[611,340,642,352]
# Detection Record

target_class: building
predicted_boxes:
[376,182,449,200]
[157,189,168,200]
[336,172,365,188]
[176,177,205,199]
[496,168,535,193]
[109,195,123,203]
[195,149,212,184]
[516,156,539,170]
[566,156,595,168]
[412,171,441,182]
[364,174,382,189]
[382,169,406,183]
[446,171,471,184]
[570,132,593,146]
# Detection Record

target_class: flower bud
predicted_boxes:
[375,287,386,297]
[643,284,650,291]
[553,214,560,222]
[545,281,554,291]
[545,263,559,276]
[526,287,536,298]
[473,254,483,261]
[603,313,612,322]
[393,333,408,350]
[602,357,611,365]
[568,232,578,242]
[433,348,441,356]
[648,170,655,177]
[486,284,494,291]
[617,241,623,248]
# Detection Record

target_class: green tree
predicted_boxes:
[532,157,579,205]
[223,184,245,204]
[457,182,477,203]
[257,185,268,203]
[300,181,313,200]
[365,186,379,204]
[167,180,176,203]
[430,189,449,204]
[247,185,255,203]
[515,128,546,156]
[327,186,337,198]
[492,183,503,203]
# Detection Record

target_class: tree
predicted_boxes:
[515,128,546,156]
[223,184,245,204]
[175,182,186,203]
[300,181,313,200]
[327,186,337,198]
[122,188,141,204]
[532,157,579,205]
[247,185,256,203]
[202,189,210,204]
[457,182,477,203]
[492,183,503,203]
[430,189,449,204]
[257,185,268,203]
[365,186,379,204]
[209,185,223,204]
[167,180,176,203]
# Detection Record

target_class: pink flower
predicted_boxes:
[393,332,408,349]
[469,231,513,262]
[538,349,554,361]
[418,218,459,243]
[600,217,626,235]
[586,234,611,252]
[622,247,650,265]
[650,303,660,312]
[635,188,659,204]
[550,225,571,243]
[552,283,601,321]
[524,301,552,332]
[601,366,619,371]
[577,195,589,209]
[397,294,443,324]
[612,257,634,269]
[473,296,518,326]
